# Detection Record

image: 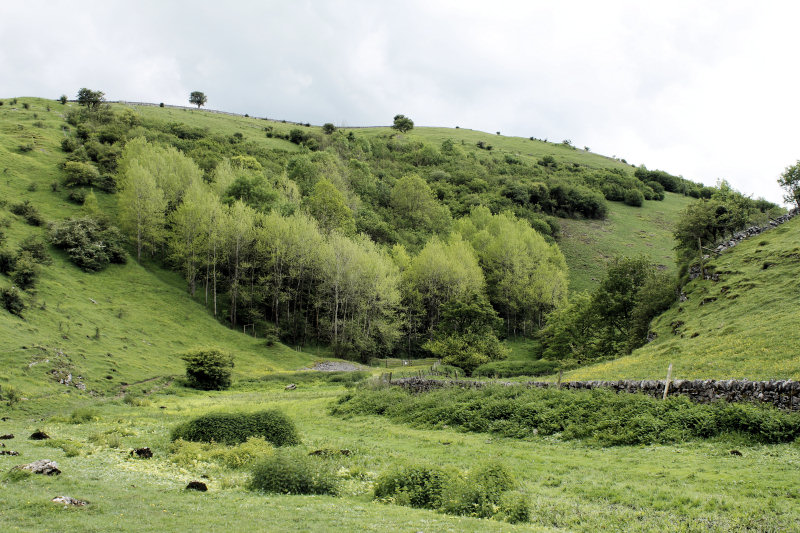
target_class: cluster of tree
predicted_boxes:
[673,180,783,268]
[538,256,677,363]
[110,136,569,362]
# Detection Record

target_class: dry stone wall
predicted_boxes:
[393,377,800,411]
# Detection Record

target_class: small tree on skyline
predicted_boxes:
[189,91,207,109]
[778,161,800,210]
[76,88,104,109]
[392,114,414,133]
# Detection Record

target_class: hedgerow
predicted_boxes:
[333,385,800,446]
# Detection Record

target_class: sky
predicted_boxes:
[2,0,798,205]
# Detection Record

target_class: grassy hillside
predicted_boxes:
[0,97,316,401]
[567,216,800,381]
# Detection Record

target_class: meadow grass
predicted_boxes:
[1,383,799,532]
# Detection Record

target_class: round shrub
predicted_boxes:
[49,217,127,272]
[624,188,644,207]
[180,348,234,390]
[171,409,300,447]
[498,491,530,523]
[1,286,25,317]
[374,464,451,509]
[440,462,516,518]
[249,450,337,495]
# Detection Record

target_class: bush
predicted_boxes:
[61,137,79,153]
[172,410,300,447]
[0,249,16,274]
[374,464,450,509]
[333,385,800,446]
[69,407,99,424]
[67,189,87,204]
[473,360,559,378]
[18,235,52,265]
[498,492,530,523]
[440,462,516,519]
[624,188,645,207]
[249,450,337,495]
[49,217,127,272]
[322,123,336,134]
[180,347,234,390]
[10,251,39,290]
[9,201,44,226]
[1,286,25,316]
[63,161,100,187]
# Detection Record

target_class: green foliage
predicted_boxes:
[172,409,300,446]
[439,463,516,519]
[50,217,127,272]
[778,160,800,209]
[473,359,559,378]
[322,123,336,134]
[306,178,356,235]
[10,200,44,226]
[63,161,100,187]
[374,464,449,509]
[76,88,105,109]
[249,450,338,495]
[0,384,21,405]
[1,286,25,316]
[424,333,509,376]
[334,385,800,445]
[623,188,644,207]
[59,94,68,105]
[180,348,234,390]
[69,407,99,424]
[18,234,52,265]
[391,114,414,133]
[10,251,39,290]
[189,91,208,109]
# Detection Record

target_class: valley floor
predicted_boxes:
[2,381,799,532]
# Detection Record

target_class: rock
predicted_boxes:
[186,481,208,491]
[729,450,742,456]
[29,430,50,440]
[18,459,60,475]
[130,447,153,458]
[52,496,89,506]
[0,434,14,440]
[284,383,297,391]
[0,450,20,456]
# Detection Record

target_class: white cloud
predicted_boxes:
[1,0,797,203]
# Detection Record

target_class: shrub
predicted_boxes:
[498,492,530,523]
[473,360,559,378]
[322,123,336,134]
[0,249,16,274]
[10,251,39,290]
[624,188,644,207]
[18,235,52,265]
[18,143,34,153]
[49,217,127,272]
[67,189,87,204]
[61,137,79,153]
[249,450,337,495]
[1,286,25,316]
[10,200,45,226]
[0,384,21,406]
[440,462,516,518]
[63,161,100,187]
[374,464,450,509]
[172,410,300,447]
[59,95,68,105]
[69,407,99,424]
[180,347,234,390]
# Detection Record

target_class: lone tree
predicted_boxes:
[392,114,414,133]
[189,91,207,109]
[322,122,336,134]
[76,88,105,109]
[778,161,800,210]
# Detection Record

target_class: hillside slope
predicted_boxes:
[567,216,800,380]
[0,98,315,400]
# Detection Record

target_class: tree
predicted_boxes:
[76,88,105,109]
[189,91,208,109]
[306,178,356,235]
[59,95,68,105]
[392,114,414,133]
[778,160,800,210]
[322,123,336,134]
[117,161,167,261]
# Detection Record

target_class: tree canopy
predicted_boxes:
[189,91,208,109]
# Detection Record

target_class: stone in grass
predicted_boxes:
[130,447,153,458]
[0,434,14,439]
[285,383,297,391]
[29,430,50,440]
[0,450,20,456]
[186,481,208,492]
[52,496,89,507]
[18,459,61,475]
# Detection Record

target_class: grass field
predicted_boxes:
[1,383,799,532]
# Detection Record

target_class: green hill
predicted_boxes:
[567,215,800,380]
[0,98,315,401]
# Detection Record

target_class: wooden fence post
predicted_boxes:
[663,363,673,400]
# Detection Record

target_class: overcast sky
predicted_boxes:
[3,0,798,204]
